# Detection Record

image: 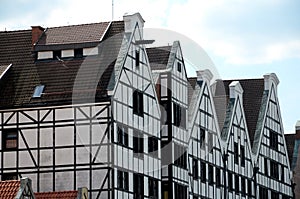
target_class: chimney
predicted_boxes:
[31,26,44,46]
[123,12,145,36]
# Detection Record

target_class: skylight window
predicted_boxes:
[32,85,45,98]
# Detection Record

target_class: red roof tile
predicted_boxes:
[35,190,78,199]
[0,180,21,199]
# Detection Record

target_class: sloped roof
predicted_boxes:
[0,21,124,108]
[147,46,172,70]
[213,78,265,145]
[36,22,110,45]
[0,180,20,199]
[35,190,78,199]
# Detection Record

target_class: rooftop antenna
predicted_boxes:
[112,0,114,20]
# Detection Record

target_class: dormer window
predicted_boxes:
[53,50,61,59]
[33,85,45,98]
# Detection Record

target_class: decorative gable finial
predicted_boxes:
[263,73,280,91]
[196,69,213,84]
[229,81,243,100]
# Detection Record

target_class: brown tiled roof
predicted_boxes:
[37,22,110,45]
[0,180,21,199]
[214,78,265,145]
[0,21,124,108]
[285,133,295,167]
[147,46,172,70]
[35,190,78,199]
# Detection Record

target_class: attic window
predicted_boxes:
[53,50,61,59]
[135,50,140,67]
[75,48,83,58]
[33,85,45,98]
[177,62,182,72]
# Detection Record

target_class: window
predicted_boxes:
[281,165,285,181]
[259,187,268,198]
[177,62,182,72]
[270,130,278,150]
[53,50,61,59]
[234,142,239,164]
[74,48,83,58]
[208,165,214,185]
[173,103,185,128]
[270,160,279,179]
[2,173,18,181]
[117,170,129,191]
[134,173,144,199]
[117,125,128,147]
[135,50,140,67]
[2,130,18,150]
[200,162,206,183]
[160,100,169,125]
[174,144,187,169]
[208,132,213,153]
[32,85,45,98]
[133,90,144,116]
[162,182,169,199]
[133,130,144,155]
[216,167,221,187]
[192,158,199,180]
[241,177,246,196]
[241,145,245,167]
[228,172,233,191]
[200,128,205,148]
[148,136,158,154]
[149,178,158,199]
[271,191,279,199]
[264,158,269,176]
[174,183,187,199]
[235,175,239,193]
[248,179,252,196]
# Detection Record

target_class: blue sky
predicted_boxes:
[0,0,299,133]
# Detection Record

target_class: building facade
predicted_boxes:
[0,13,294,199]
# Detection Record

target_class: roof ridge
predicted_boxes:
[0,29,31,33]
[46,21,113,30]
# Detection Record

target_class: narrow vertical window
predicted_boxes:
[135,50,140,67]
[2,130,18,150]
[208,165,214,185]
[234,142,239,164]
[133,90,144,116]
[270,129,278,150]
[241,145,245,167]
[248,179,252,196]
[200,162,206,183]
[117,170,129,191]
[133,130,144,155]
[228,172,233,191]
[149,178,158,199]
[148,136,158,154]
[216,167,221,187]
[241,177,246,196]
[208,132,213,153]
[192,158,199,180]
[134,173,144,199]
[264,158,269,176]
[235,175,239,193]
[200,128,205,148]
[177,62,182,72]
[117,125,128,147]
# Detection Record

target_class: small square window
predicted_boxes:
[32,85,45,98]
[2,130,18,150]
[53,50,61,59]
[74,48,83,58]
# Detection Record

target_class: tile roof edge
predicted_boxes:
[0,63,12,79]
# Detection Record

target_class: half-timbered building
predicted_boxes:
[0,12,294,199]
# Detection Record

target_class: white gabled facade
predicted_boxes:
[188,70,224,199]
[253,74,293,199]
[222,81,254,198]
[111,13,161,199]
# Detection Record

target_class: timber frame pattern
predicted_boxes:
[0,12,294,199]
